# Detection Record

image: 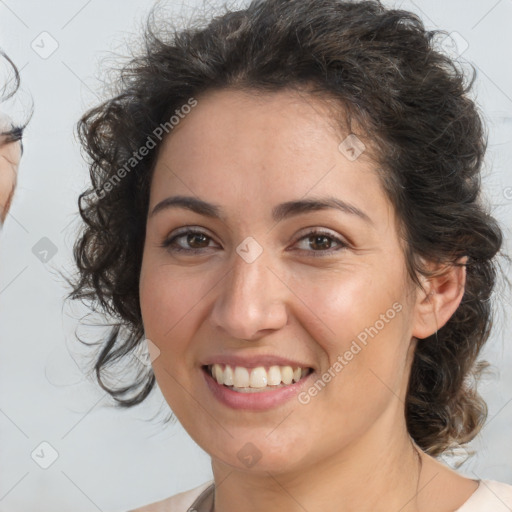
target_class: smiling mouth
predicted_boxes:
[203,364,314,393]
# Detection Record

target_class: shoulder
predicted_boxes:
[127,480,214,512]
[455,479,512,512]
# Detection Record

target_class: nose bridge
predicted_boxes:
[210,238,288,340]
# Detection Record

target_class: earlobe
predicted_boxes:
[412,257,467,340]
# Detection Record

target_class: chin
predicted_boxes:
[199,427,309,474]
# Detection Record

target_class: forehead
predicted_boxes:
[151,88,391,226]
[162,87,351,160]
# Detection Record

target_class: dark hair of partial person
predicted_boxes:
[0,50,28,151]
[68,0,506,459]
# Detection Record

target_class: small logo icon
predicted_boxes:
[133,338,161,366]
[31,441,59,469]
[338,134,366,161]
[236,237,263,263]
[31,32,59,60]
[237,442,262,468]
[439,31,469,58]
[32,237,58,263]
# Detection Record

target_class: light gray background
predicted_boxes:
[0,1,511,511]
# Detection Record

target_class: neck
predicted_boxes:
[210,416,423,512]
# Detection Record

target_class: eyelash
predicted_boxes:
[161,227,348,257]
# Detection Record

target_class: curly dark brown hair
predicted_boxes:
[0,50,27,146]
[69,0,505,458]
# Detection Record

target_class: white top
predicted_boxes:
[129,478,512,511]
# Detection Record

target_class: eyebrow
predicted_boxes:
[150,195,373,225]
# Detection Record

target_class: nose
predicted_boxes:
[209,246,289,341]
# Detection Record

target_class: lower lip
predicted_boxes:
[202,367,315,411]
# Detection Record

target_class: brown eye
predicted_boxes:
[185,232,210,249]
[293,229,347,257]
[308,234,334,251]
[161,228,217,254]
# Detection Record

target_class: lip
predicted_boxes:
[201,365,316,411]
[201,354,315,370]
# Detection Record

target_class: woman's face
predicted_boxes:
[0,120,21,223]
[140,88,422,475]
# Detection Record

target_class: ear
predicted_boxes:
[412,256,468,340]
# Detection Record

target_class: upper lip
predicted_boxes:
[201,354,315,370]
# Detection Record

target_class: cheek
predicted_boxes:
[287,265,404,351]
[139,257,215,363]
[141,269,194,335]
[139,260,207,410]
[289,268,411,409]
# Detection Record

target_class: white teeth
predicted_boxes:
[267,365,282,386]
[208,363,310,389]
[249,367,267,388]
[233,366,249,387]
[213,364,224,385]
[281,366,293,385]
[223,365,234,386]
